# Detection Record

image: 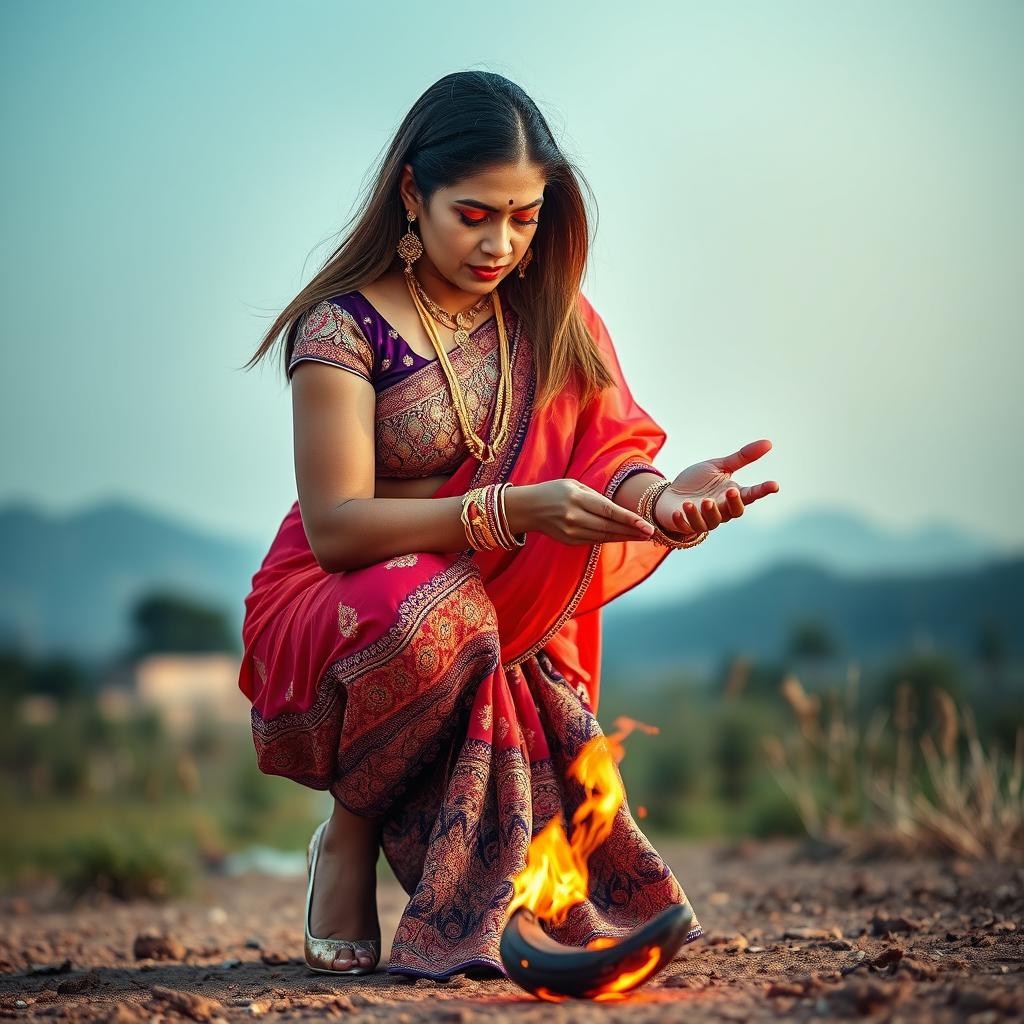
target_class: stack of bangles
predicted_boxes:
[637,478,709,549]
[461,482,527,552]
[461,479,708,552]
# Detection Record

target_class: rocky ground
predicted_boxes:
[1,838,1021,1023]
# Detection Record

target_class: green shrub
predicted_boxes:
[54,834,193,902]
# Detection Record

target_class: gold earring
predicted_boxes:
[396,209,423,270]
[517,246,533,278]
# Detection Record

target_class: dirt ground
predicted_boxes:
[1,838,1021,1023]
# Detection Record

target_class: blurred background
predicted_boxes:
[1,0,1022,900]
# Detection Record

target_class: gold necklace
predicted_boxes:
[404,272,513,462]
[402,269,513,463]
[407,272,491,345]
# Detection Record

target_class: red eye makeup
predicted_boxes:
[456,208,539,228]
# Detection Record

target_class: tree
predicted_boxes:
[128,590,238,657]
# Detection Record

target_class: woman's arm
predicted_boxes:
[610,469,664,517]
[322,489,533,572]
[610,468,691,539]
[292,362,535,572]
[320,495,474,571]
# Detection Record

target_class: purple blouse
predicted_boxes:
[286,290,663,489]
[287,291,506,479]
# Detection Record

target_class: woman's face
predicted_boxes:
[399,159,545,303]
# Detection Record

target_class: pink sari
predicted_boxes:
[238,292,703,978]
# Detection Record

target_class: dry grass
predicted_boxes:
[762,665,1024,861]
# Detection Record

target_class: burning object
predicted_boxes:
[500,902,695,1000]
[499,718,697,999]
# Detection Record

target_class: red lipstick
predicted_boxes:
[468,264,504,280]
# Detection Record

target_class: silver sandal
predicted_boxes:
[303,819,381,975]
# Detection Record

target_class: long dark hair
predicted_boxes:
[242,70,614,413]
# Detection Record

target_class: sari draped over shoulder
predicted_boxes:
[238,291,703,979]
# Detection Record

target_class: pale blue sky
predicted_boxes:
[2,0,1021,549]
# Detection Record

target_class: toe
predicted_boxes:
[332,948,355,969]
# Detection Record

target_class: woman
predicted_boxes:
[238,70,779,980]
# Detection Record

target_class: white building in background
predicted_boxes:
[18,693,59,724]
[98,652,248,736]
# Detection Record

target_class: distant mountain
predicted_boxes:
[603,553,1024,682]
[0,498,266,667]
[0,497,1018,668]
[613,503,1012,610]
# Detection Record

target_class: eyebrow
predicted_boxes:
[453,197,544,213]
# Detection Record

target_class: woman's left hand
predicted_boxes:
[654,438,780,536]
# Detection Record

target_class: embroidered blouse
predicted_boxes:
[286,289,661,489]
[287,291,509,479]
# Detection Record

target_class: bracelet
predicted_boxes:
[461,487,488,550]
[493,483,524,549]
[638,480,709,550]
[460,483,526,552]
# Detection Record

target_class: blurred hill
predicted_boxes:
[0,498,264,666]
[615,504,1015,608]
[0,497,1020,671]
[604,553,1024,682]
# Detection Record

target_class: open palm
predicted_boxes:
[655,439,780,536]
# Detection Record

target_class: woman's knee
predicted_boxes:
[321,549,497,644]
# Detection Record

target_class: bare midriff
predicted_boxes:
[373,473,456,500]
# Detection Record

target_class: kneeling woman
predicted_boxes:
[238,70,778,980]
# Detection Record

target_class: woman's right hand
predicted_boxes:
[510,479,656,546]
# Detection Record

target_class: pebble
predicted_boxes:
[132,930,187,961]
[56,970,102,994]
[104,1002,147,1024]
[869,913,921,935]
[148,985,226,1023]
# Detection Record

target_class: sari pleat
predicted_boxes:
[238,292,704,978]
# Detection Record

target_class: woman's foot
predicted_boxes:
[307,804,382,971]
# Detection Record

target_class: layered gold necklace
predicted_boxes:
[402,268,514,464]
[408,273,491,344]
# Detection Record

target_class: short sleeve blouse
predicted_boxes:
[287,299,375,383]
[285,291,504,479]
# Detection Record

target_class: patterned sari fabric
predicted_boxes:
[238,292,704,978]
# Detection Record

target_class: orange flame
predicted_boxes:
[505,716,661,997]
[593,946,662,999]
[533,987,569,1003]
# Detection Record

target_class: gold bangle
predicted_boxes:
[489,484,512,548]
[639,480,709,550]
[461,485,520,552]
[460,492,478,550]
[485,483,525,550]
[461,488,491,551]
[479,485,503,550]
[472,488,497,550]
[497,483,526,547]
[636,480,664,521]
[477,487,501,550]
[461,484,528,552]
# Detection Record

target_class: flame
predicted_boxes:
[505,716,663,997]
[593,946,662,999]
[533,987,569,1003]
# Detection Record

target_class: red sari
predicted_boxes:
[238,292,704,978]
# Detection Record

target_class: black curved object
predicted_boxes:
[499,902,695,999]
